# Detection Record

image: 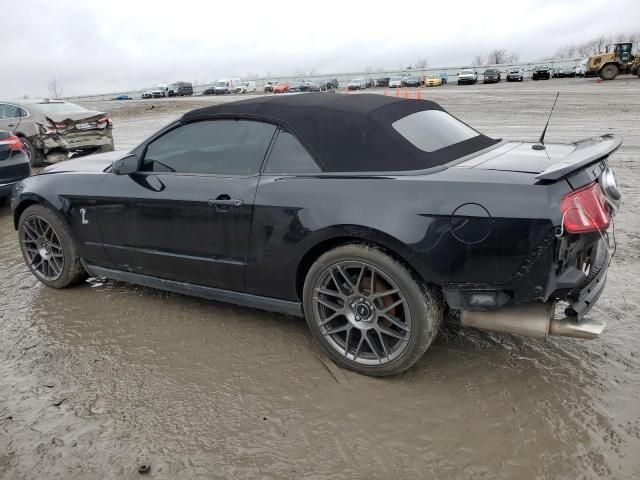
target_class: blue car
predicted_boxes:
[112,94,131,100]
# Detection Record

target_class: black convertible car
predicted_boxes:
[11,94,621,376]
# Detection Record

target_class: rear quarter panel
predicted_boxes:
[247,171,570,302]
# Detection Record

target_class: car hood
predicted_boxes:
[43,150,126,174]
[455,135,621,179]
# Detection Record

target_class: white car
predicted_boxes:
[235,81,257,94]
[388,76,404,88]
[151,83,168,98]
[347,78,367,90]
[141,90,153,99]
[457,69,478,85]
[576,59,588,77]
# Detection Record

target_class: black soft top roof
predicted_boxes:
[182,93,498,172]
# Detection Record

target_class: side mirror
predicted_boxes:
[112,154,139,175]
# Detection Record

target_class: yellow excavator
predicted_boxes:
[587,42,640,80]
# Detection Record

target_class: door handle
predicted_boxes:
[7,123,17,127]
[208,199,243,207]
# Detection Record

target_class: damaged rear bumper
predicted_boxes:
[33,130,114,157]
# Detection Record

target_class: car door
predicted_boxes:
[98,119,277,292]
[0,103,24,132]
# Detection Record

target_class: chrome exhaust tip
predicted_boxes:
[461,302,606,340]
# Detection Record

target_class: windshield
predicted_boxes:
[350,78,364,82]
[485,69,498,74]
[390,76,403,81]
[427,75,440,79]
[33,102,89,114]
[535,65,548,69]
[460,69,474,74]
[392,110,480,153]
[216,81,228,87]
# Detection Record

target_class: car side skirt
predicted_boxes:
[84,264,304,317]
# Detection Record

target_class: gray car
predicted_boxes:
[0,99,114,166]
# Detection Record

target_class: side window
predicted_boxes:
[0,104,19,119]
[141,120,276,175]
[263,132,321,174]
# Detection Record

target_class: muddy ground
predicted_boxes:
[1,78,639,479]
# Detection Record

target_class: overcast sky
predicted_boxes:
[3,0,638,98]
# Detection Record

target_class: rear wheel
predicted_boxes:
[18,205,86,288]
[303,244,442,376]
[19,137,44,167]
[599,64,619,81]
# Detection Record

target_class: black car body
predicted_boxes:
[0,131,30,200]
[483,69,501,83]
[555,67,576,78]
[167,82,193,97]
[376,77,390,87]
[12,94,620,376]
[532,65,551,80]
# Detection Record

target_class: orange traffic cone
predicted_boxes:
[384,88,388,96]
[416,88,421,99]
[403,87,408,98]
[345,87,349,94]
[395,88,399,98]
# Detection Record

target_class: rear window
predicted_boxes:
[392,110,480,152]
[34,102,88,114]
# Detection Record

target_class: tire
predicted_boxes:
[599,64,619,81]
[302,244,442,376]
[19,137,44,167]
[18,204,86,289]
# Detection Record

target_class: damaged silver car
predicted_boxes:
[0,100,114,166]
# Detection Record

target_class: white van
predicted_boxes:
[214,78,242,95]
[235,80,257,93]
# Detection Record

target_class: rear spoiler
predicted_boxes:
[535,134,622,180]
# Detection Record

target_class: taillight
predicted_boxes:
[97,116,113,128]
[560,182,610,233]
[0,135,23,151]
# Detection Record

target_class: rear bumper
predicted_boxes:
[36,130,114,155]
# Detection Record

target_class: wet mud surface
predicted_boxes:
[1,78,639,479]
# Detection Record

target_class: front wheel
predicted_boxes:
[18,205,86,288]
[599,64,619,81]
[303,244,442,376]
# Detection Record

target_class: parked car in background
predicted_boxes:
[141,90,153,99]
[328,78,339,89]
[289,81,309,93]
[366,78,375,88]
[532,65,551,80]
[235,81,257,94]
[483,68,501,83]
[424,74,443,87]
[389,76,404,88]
[112,94,131,100]
[167,82,194,96]
[264,82,275,92]
[556,66,576,78]
[457,69,478,85]
[506,67,524,82]
[12,93,621,376]
[376,77,390,87]
[347,78,367,90]
[214,78,242,95]
[306,81,323,92]
[151,84,169,98]
[0,100,114,167]
[0,130,30,203]
[272,82,290,94]
[575,59,587,77]
[403,76,422,87]
[202,87,216,95]
[318,80,336,91]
